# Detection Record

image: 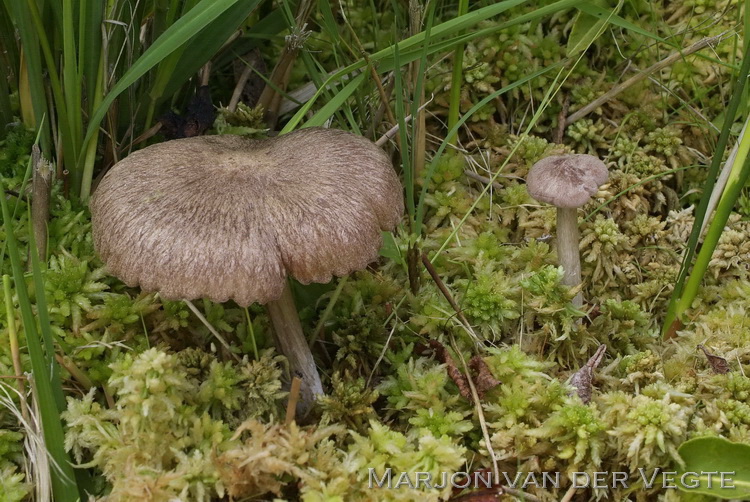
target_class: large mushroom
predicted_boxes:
[526,154,608,308]
[90,127,404,418]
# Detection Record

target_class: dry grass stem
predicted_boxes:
[285,376,302,425]
[566,33,727,125]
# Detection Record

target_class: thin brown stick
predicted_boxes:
[128,122,162,149]
[421,252,475,337]
[449,334,500,486]
[54,354,93,390]
[463,170,505,191]
[560,484,577,502]
[566,33,726,125]
[285,376,302,425]
[375,95,434,147]
[346,19,401,150]
[199,61,211,87]
[257,0,314,128]
[419,254,498,479]
[229,65,254,113]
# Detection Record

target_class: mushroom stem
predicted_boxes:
[266,281,324,419]
[556,207,583,308]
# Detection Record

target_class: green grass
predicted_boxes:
[1,0,266,201]
[662,29,750,338]
[1,177,79,500]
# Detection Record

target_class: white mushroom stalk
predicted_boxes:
[89,128,404,419]
[526,154,608,308]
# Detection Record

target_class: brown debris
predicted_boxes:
[569,344,606,403]
[417,340,472,400]
[158,86,216,139]
[417,341,500,401]
[697,344,730,374]
[469,355,501,398]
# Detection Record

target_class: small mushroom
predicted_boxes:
[90,127,404,418]
[526,154,608,307]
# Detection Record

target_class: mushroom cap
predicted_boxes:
[526,154,608,208]
[90,128,404,306]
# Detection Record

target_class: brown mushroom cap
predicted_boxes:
[90,128,404,306]
[526,154,608,208]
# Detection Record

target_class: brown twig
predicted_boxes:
[566,33,726,125]
[420,253,475,337]
[285,376,302,425]
[419,255,499,482]
[463,170,505,191]
[257,0,315,128]
[560,484,577,502]
[229,65,254,113]
[199,61,211,87]
[569,344,606,403]
[375,95,435,147]
[127,122,162,149]
[449,335,501,487]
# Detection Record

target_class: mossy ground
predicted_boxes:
[1,1,750,501]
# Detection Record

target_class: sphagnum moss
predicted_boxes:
[1,0,749,499]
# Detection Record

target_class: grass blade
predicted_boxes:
[662,41,750,337]
[670,116,750,332]
[80,0,247,198]
[160,0,263,99]
[0,179,80,501]
[282,0,583,132]
[446,0,469,144]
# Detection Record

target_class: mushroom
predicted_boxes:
[525,154,608,308]
[90,127,404,418]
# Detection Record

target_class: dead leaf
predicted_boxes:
[697,345,730,374]
[569,344,606,403]
[469,356,500,398]
[417,340,471,400]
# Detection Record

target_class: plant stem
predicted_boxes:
[446,0,469,145]
[672,124,750,327]
[662,30,750,338]
[2,274,28,421]
[266,281,323,420]
[566,33,726,125]
[557,207,583,307]
[31,145,52,261]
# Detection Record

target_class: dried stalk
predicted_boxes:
[257,0,315,128]
[566,34,726,125]
[284,376,302,425]
[421,253,476,339]
[3,274,28,420]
